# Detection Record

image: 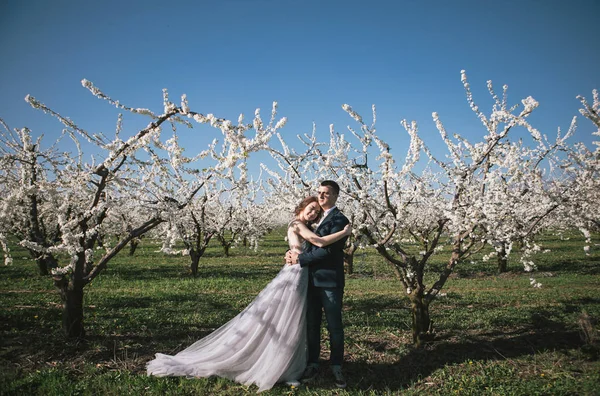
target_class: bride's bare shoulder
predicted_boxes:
[287,220,303,230]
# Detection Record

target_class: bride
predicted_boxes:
[147,196,351,392]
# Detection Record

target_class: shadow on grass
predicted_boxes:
[99,293,243,317]
[356,302,598,391]
[345,295,409,313]
[343,326,585,391]
[439,253,600,279]
[0,264,52,282]
[0,308,594,392]
[103,265,189,281]
[0,317,232,373]
[104,263,282,282]
[197,267,280,280]
[537,256,600,275]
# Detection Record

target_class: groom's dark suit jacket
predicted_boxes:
[298,207,350,289]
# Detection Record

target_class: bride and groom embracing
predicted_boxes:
[147,180,351,391]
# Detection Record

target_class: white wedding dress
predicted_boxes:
[147,228,307,392]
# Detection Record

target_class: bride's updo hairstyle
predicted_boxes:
[294,196,322,224]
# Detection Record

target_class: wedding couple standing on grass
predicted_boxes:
[147,180,351,391]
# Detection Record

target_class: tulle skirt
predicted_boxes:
[147,264,308,392]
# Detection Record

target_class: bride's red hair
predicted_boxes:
[294,196,321,223]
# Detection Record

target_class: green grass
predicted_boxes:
[1,230,599,395]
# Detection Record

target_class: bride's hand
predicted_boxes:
[343,224,352,236]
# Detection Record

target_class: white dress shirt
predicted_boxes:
[316,206,336,229]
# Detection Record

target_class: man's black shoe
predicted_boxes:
[332,366,347,389]
[300,364,319,383]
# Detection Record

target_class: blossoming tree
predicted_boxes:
[263,71,570,346]
[558,90,600,253]
[7,82,281,337]
[0,121,65,274]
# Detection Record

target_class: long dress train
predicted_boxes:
[147,251,308,392]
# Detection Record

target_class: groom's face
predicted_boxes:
[317,185,337,210]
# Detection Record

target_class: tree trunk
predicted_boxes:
[55,276,85,338]
[27,248,58,276]
[35,255,49,276]
[222,244,230,257]
[497,243,508,273]
[344,252,354,275]
[344,244,358,275]
[216,234,231,256]
[190,253,199,277]
[37,255,58,276]
[190,246,208,277]
[409,291,434,348]
[129,239,139,256]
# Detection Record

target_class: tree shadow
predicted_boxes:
[537,256,600,275]
[345,295,409,313]
[563,297,600,313]
[343,327,584,391]
[103,265,189,281]
[196,267,280,280]
[341,307,591,391]
[1,271,307,378]
[106,262,283,281]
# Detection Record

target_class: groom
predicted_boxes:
[286,180,350,389]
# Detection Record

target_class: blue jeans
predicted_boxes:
[306,286,344,366]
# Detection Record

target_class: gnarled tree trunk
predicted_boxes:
[54,275,85,338]
[190,248,207,278]
[409,288,434,348]
[344,243,358,275]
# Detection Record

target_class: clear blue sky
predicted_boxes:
[1,0,598,164]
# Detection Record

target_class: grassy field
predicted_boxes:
[1,230,599,395]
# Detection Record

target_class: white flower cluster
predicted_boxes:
[529,278,542,288]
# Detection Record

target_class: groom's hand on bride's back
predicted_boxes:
[285,250,299,265]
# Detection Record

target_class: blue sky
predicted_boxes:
[1,0,598,168]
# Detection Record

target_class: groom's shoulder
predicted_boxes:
[334,208,350,223]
